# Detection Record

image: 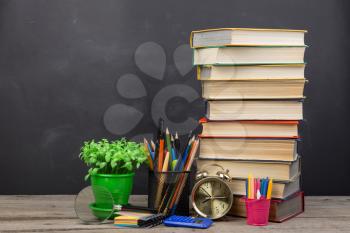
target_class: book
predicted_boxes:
[200,119,299,138]
[197,64,305,80]
[199,137,297,162]
[114,211,165,228]
[190,28,306,48]
[206,100,303,120]
[228,177,300,199]
[229,191,304,222]
[201,79,306,99]
[193,46,306,65]
[114,211,152,228]
[195,157,300,181]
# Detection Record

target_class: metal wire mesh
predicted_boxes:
[148,171,190,215]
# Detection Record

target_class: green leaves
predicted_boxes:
[80,138,147,180]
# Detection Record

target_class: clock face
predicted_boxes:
[191,177,233,219]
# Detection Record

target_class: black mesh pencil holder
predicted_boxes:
[148,170,190,216]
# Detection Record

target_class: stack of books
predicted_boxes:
[191,28,307,222]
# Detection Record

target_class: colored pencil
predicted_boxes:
[174,132,180,154]
[177,136,194,171]
[154,152,169,209]
[144,138,154,171]
[247,174,252,199]
[165,128,172,162]
[150,140,155,151]
[144,138,154,161]
[250,176,254,199]
[169,139,199,214]
[158,138,164,172]
[267,179,273,199]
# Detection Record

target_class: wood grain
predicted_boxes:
[0,195,349,232]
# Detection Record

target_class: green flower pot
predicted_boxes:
[89,203,114,220]
[91,173,135,207]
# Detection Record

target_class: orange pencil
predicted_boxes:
[158,139,164,171]
[144,138,153,171]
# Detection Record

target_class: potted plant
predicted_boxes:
[80,138,147,207]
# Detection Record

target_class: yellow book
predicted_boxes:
[197,64,305,80]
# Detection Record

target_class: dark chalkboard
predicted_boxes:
[0,0,349,195]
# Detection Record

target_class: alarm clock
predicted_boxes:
[191,164,233,220]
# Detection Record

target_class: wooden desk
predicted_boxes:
[0,195,349,232]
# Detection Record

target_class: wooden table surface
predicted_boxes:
[0,195,349,233]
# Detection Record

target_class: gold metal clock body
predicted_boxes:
[191,177,233,219]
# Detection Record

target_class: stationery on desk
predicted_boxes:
[246,175,273,200]
[143,119,199,216]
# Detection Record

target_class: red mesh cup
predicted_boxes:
[244,198,271,226]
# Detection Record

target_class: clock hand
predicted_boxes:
[199,187,212,198]
[202,198,211,204]
[211,196,227,199]
[204,196,227,200]
[202,196,219,204]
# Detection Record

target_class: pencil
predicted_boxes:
[162,151,169,172]
[245,179,248,198]
[150,140,155,151]
[170,137,176,162]
[178,136,195,171]
[158,138,164,171]
[144,138,154,171]
[174,132,180,153]
[267,179,273,199]
[174,131,192,171]
[247,174,252,199]
[144,138,154,160]
[254,178,257,199]
[262,178,267,197]
[154,152,169,209]
[169,139,199,214]
[165,128,172,163]
[257,178,261,198]
[171,139,198,204]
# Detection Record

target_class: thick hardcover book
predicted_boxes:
[196,156,301,181]
[193,46,306,66]
[190,28,307,48]
[201,79,306,100]
[206,99,303,121]
[197,64,305,80]
[199,118,299,138]
[199,137,298,162]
